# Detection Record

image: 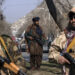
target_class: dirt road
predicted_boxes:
[22,52,62,75]
[26,60,62,75]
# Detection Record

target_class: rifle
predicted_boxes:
[25,33,45,46]
[63,53,75,65]
[0,36,26,75]
[0,56,26,75]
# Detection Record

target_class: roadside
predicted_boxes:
[26,60,62,75]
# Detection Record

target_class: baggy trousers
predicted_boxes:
[30,54,42,68]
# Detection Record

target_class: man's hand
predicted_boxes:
[58,56,70,64]
[29,36,33,40]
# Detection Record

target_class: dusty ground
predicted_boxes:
[26,60,62,75]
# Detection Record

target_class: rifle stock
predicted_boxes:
[10,62,19,72]
[0,56,19,74]
[4,62,19,74]
[4,62,26,75]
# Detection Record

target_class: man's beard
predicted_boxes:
[70,22,75,30]
[34,23,39,26]
[66,22,75,31]
[71,22,75,26]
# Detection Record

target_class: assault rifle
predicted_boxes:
[61,52,75,75]
[62,53,75,65]
[0,56,26,75]
[25,33,45,46]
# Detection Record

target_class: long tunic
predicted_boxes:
[25,24,45,55]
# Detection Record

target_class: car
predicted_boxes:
[43,44,49,53]
[20,43,27,52]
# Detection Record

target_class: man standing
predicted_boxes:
[25,17,46,70]
[49,6,75,75]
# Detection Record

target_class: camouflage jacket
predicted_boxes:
[49,31,75,62]
[0,35,26,75]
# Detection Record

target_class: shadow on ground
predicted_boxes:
[26,59,62,75]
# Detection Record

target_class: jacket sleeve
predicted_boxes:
[48,32,66,62]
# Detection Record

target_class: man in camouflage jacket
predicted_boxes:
[0,35,26,75]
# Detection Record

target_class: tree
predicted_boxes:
[0,0,12,35]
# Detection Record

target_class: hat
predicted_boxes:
[70,5,75,13]
[32,17,40,22]
[68,5,75,18]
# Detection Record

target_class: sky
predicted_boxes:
[2,0,43,23]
